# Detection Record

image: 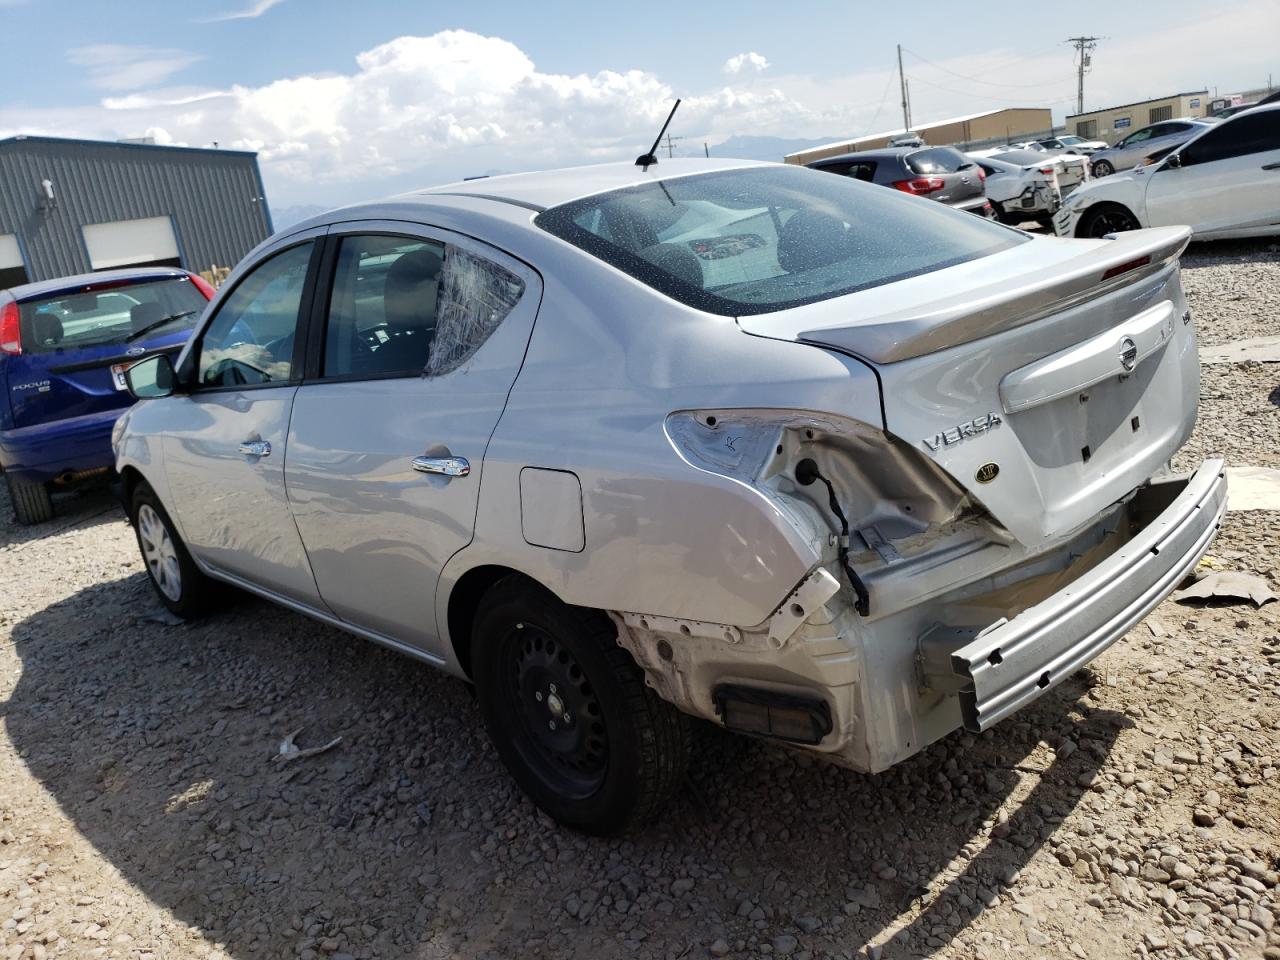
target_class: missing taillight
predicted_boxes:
[0,301,20,355]
[1100,255,1151,280]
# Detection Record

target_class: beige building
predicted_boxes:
[1066,91,1209,144]
[784,108,1054,165]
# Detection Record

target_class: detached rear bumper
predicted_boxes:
[947,459,1226,732]
[0,408,121,483]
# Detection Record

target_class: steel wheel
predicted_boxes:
[1082,205,1141,238]
[137,503,182,602]
[1092,159,1114,177]
[503,623,608,800]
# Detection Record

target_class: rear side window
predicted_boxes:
[906,148,969,174]
[535,165,1025,316]
[321,234,525,380]
[17,277,206,354]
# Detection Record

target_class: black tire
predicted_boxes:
[1092,159,1114,177]
[988,199,1009,224]
[5,473,54,526]
[472,576,689,834]
[130,481,220,618]
[1078,203,1141,238]
[1035,215,1057,232]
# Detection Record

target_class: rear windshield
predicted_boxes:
[19,277,206,354]
[904,147,971,174]
[534,165,1025,316]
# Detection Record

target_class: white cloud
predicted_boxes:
[202,0,287,21]
[67,45,202,91]
[723,52,770,75]
[7,6,1279,208]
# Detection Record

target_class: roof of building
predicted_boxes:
[0,134,257,158]
[1066,92,1210,119]
[783,107,1050,161]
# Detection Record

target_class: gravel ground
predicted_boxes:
[0,240,1277,960]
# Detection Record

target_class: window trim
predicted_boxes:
[186,238,322,395]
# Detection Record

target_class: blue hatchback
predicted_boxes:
[0,267,212,523]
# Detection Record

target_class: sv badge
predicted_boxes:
[923,412,1002,452]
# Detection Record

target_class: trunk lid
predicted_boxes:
[739,226,1198,546]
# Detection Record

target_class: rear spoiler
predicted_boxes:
[798,226,1192,364]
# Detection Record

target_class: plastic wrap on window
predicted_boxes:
[425,249,525,376]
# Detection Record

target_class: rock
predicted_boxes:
[1193,808,1217,827]
[1144,930,1169,950]
[772,934,798,955]
[1026,929,1050,947]
[708,938,730,957]
[795,917,821,933]
[670,878,695,896]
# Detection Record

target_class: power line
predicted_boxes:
[902,69,1076,106]
[1066,36,1101,114]
[861,67,899,137]
[900,47,1077,89]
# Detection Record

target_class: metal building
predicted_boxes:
[0,135,272,288]
[1066,91,1210,144]
[784,108,1056,166]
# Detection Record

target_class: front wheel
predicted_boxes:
[1078,203,1142,238]
[471,576,689,834]
[1092,159,1114,177]
[131,482,220,618]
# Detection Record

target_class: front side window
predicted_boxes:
[197,242,312,387]
[322,235,525,379]
[1181,111,1279,165]
[535,165,1025,316]
[17,277,206,354]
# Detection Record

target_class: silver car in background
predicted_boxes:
[114,159,1224,834]
[1089,118,1215,176]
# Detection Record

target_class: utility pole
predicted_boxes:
[661,132,685,158]
[897,44,911,132]
[1066,36,1099,114]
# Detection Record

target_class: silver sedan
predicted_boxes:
[115,158,1223,833]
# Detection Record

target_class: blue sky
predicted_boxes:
[1,0,1276,210]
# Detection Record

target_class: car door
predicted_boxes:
[1110,125,1159,168]
[283,223,540,656]
[1145,111,1280,234]
[161,235,327,606]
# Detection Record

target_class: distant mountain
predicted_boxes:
[270,204,328,230]
[707,134,844,163]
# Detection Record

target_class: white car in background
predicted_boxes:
[968,153,1059,227]
[1035,135,1108,156]
[1055,103,1280,239]
[975,148,1090,195]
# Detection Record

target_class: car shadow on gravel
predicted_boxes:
[6,574,1127,959]
[0,480,122,550]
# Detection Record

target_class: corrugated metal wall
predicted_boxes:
[0,137,271,282]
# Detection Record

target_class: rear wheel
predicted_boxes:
[988,199,1009,224]
[471,576,689,834]
[1091,159,1114,177]
[5,473,54,526]
[1078,203,1141,238]
[131,482,220,618]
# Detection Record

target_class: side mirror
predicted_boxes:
[125,353,176,399]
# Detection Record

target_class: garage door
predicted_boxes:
[0,234,27,288]
[82,216,181,271]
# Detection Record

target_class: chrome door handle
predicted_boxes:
[411,455,470,477]
[238,440,271,457]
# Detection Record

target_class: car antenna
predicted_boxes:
[635,98,681,170]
